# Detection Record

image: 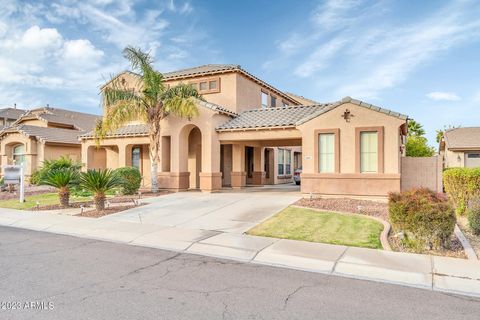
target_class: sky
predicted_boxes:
[1,0,480,145]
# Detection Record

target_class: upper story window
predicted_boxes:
[271,96,277,108]
[188,77,220,94]
[261,91,269,109]
[360,132,378,173]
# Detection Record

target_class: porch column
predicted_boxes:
[231,144,246,189]
[252,146,265,185]
[199,133,222,193]
[167,129,189,191]
[118,143,127,167]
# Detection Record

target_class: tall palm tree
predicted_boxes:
[96,46,203,192]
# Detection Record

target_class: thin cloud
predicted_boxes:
[264,0,480,100]
[426,92,461,101]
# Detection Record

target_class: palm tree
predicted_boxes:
[96,46,203,192]
[407,119,426,137]
[80,169,122,211]
[41,168,79,207]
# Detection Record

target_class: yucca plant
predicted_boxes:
[40,168,79,207]
[80,169,122,211]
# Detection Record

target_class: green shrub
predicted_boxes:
[114,167,142,195]
[467,198,480,235]
[80,169,122,211]
[29,170,41,185]
[389,188,456,250]
[443,167,480,215]
[33,156,82,186]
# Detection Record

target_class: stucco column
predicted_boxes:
[231,144,246,188]
[252,146,265,185]
[165,128,189,191]
[200,133,222,192]
[118,143,127,167]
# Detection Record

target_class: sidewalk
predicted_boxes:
[1,208,480,298]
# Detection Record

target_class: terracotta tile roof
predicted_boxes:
[284,93,321,105]
[216,96,407,131]
[80,124,149,139]
[102,64,300,105]
[15,125,83,144]
[80,100,236,140]
[216,104,332,130]
[15,107,101,131]
[443,127,480,150]
[163,64,240,79]
[196,99,237,116]
[0,107,26,119]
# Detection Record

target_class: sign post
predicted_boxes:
[20,166,24,203]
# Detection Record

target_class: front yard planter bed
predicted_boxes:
[457,216,480,258]
[248,206,384,249]
[388,233,465,259]
[76,204,145,218]
[295,197,388,220]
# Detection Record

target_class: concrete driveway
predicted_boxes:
[102,184,301,233]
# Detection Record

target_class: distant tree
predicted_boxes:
[406,119,435,157]
[406,136,435,157]
[435,125,460,144]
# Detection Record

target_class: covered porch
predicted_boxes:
[217,128,302,189]
[81,130,152,188]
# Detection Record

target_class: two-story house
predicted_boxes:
[81,64,408,197]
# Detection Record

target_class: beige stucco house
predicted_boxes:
[81,64,408,197]
[0,107,100,178]
[440,127,480,168]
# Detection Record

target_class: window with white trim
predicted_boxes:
[285,150,291,174]
[278,149,284,175]
[131,146,141,170]
[360,132,378,173]
[12,144,25,165]
[261,92,268,109]
[318,133,335,173]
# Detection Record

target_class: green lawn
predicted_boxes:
[248,206,384,249]
[0,193,91,210]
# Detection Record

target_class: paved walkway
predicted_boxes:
[102,185,302,233]
[1,205,480,298]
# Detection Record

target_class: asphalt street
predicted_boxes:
[0,226,479,320]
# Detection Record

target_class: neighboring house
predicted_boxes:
[0,106,26,130]
[81,64,407,197]
[0,106,101,179]
[440,127,480,168]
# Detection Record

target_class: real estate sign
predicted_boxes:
[3,165,24,202]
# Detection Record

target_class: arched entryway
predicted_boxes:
[187,127,202,189]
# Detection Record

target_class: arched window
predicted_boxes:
[12,144,25,165]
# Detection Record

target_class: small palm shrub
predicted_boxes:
[80,169,122,211]
[40,168,79,207]
[389,188,456,250]
[115,167,142,195]
[467,198,480,235]
[31,156,82,185]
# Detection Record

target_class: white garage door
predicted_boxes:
[465,152,480,168]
